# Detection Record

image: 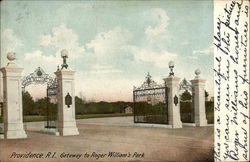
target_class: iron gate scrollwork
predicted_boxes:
[22,67,57,129]
[133,73,168,124]
[22,67,54,88]
[46,78,57,128]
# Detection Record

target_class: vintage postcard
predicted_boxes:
[0,0,249,162]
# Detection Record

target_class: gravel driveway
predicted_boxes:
[0,117,214,162]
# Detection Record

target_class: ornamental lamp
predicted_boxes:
[61,49,68,69]
[168,61,174,77]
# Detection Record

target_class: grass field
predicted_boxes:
[206,110,214,124]
[0,111,214,124]
[0,113,133,123]
[0,112,214,123]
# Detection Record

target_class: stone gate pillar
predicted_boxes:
[190,69,207,126]
[163,61,182,128]
[0,52,27,139]
[0,54,3,137]
[55,50,79,136]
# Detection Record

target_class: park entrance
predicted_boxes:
[0,50,79,139]
[179,78,195,123]
[133,73,168,124]
[21,67,57,129]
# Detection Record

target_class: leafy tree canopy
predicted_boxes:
[180,90,192,101]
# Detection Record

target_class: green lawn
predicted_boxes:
[206,110,214,124]
[76,113,133,119]
[0,113,133,123]
[0,111,214,124]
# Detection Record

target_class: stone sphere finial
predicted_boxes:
[61,49,68,58]
[195,69,201,76]
[7,52,16,61]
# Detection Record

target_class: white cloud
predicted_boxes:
[24,50,59,64]
[125,8,177,68]
[86,27,132,56]
[145,8,169,37]
[193,45,213,55]
[40,35,51,46]
[85,25,177,69]
[91,65,114,70]
[132,47,177,68]
[85,26,135,69]
[40,25,85,59]
[187,56,198,60]
[1,29,23,65]
[23,50,60,74]
[90,65,122,74]
[90,69,122,74]
[75,74,143,101]
[142,8,170,52]
[1,29,23,51]
[129,8,176,67]
[181,40,190,45]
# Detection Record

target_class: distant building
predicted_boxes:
[120,105,133,114]
[49,96,57,104]
[124,105,133,114]
[147,96,161,105]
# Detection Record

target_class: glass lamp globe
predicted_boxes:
[61,49,68,58]
[168,61,174,67]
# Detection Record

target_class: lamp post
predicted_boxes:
[61,49,68,69]
[168,61,174,77]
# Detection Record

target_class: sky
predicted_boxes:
[0,0,214,101]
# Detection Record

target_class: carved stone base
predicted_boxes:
[5,130,27,139]
[195,118,207,127]
[0,126,4,139]
[41,128,59,136]
[59,127,79,136]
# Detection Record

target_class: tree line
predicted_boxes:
[22,92,133,115]
[22,90,210,116]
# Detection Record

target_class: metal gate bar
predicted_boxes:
[133,73,168,125]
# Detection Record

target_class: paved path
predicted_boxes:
[0,117,214,162]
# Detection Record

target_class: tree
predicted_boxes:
[22,91,35,115]
[75,96,85,114]
[180,90,192,101]
[78,91,86,103]
[35,97,48,116]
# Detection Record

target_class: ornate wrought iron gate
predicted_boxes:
[22,67,57,129]
[133,73,168,124]
[46,78,57,128]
